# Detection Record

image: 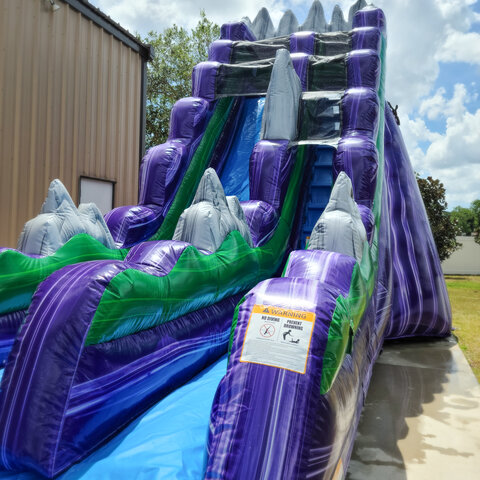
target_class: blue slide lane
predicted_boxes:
[220,97,265,201]
[0,357,228,480]
[300,146,335,248]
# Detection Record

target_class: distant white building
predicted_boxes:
[442,236,480,275]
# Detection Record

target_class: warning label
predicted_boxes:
[239,304,316,374]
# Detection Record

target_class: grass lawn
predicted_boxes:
[445,275,480,381]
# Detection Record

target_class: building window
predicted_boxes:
[79,177,115,215]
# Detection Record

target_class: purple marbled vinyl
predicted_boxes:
[124,240,190,276]
[220,22,256,41]
[341,87,379,139]
[249,140,295,212]
[383,105,451,338]
[106,97,210,248]
[333,135,378,208]
[0,260,126,476]
[351,26,382,52]
[0,243,242,476]
[0,310,26,343]
[240,200,278,247]
[206,277,344,479]
[192,62,220,101]
[168,97,210,140]
[208,40,233,63]
[353,7,387,33]
[284,250,356,295]
[346,49,381,90]
[0,310,26,365]
[291,53,310,91]
[290,31,315,55]
[358,204,375,244]
[104,204,163,248]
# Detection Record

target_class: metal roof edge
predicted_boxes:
[63,0,154,60]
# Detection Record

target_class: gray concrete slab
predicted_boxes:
[347,336,480,479]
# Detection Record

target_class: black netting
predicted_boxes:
[216,59,275,96]
[232,39,290,63]
[298,92,343,141]
[215,55,347,97]
[308,55,347,91]
[314,32,352,56]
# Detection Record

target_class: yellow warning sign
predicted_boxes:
[239,304,315,374]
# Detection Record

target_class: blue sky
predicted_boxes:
[91,0,480,209]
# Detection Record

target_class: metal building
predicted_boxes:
[0,0,153,247]
[442,236,480,275]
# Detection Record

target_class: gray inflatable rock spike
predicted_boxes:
[40,179,76,213]
[330,4,347,31]
[17,178,115,255]
[276,9,299,37]
[308,172,367,262]
[173,168,252,252]
[78,203,116,249]
[241,16,253,32]
[301,0,327,33]
[261,49,302,141]
[192,167,228,208]
[347,0,367,27]
[252,7,275,40]
[226,196,253,247]
[325,171,356,213]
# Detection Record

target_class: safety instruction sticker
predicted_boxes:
[239,304,316,374]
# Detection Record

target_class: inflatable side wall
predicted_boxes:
[383,105,451,339]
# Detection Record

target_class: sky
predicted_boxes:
[90,0,480,209]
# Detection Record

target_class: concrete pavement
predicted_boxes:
[347,336,480,479]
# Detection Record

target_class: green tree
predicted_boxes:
[450,206,475,235]
[142,11,220,149]
[470,199,480,245]
[416,174,461,261]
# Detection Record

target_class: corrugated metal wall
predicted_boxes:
[0,0,142,247]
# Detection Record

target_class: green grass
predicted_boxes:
[445,275,480,381]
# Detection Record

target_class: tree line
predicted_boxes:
[450,201,480,241]
[415,176,480,262]
[140,11,219,149]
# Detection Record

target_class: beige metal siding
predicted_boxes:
[442,236,480,275]
[0,0,141,247]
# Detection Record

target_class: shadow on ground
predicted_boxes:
[347,336,480,479]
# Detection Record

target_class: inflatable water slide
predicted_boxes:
[0,1,451,478]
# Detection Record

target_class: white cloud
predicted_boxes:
[418,88,448,121]
[435,0,480,30]
[400,85,480,206]
[424,107,480,169]
[418,83,470,120]
[436,28,480,64]
[429,164,480,207]
[91,0,289,35]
